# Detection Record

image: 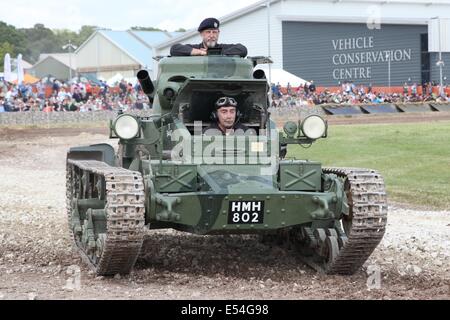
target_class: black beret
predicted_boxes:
[198,18,220,32]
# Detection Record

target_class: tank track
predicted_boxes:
[270,168,388,275]
[321,168,388,274]
[66,160,145,276]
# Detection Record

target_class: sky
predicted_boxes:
[0,0,261,32]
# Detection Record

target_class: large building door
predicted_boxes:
[282,22,428,87]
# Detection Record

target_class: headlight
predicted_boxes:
[301,115,327,140]
[114,115,139,140]
[283,121,298,138]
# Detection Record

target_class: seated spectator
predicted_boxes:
[72,87,83,103]
[134,82,141,93]
[3,77,445,112]
[52,80,60,94]
[309,80,316,93]
[134,98,144,110]
[61,98,71,111]
[286,82,292,95]
[303,82,310,95]
[43,101,53,113]
[271,83,281,100]
[79,103,89,112]
[119,80,127,98]
[101,101,112,111]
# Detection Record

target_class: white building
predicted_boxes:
[74,30,183,81]
[156,0,450,87]
[30,53,76,80]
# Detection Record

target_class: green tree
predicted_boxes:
[78,25,97,44]
[0,21,182,67]
[18,23,97,63]
[0,21,27,57]
[0,42,15,72]
[54,25,97,48]
[20,23,61,63]
[22,23,54,42]
[53,29,78,46]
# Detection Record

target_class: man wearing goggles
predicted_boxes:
[203,96,251,136]
[170,18,247,57]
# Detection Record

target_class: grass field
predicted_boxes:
[290,121,450,210]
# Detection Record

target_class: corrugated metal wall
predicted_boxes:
[283,22,427,86]
[218,5,284,69]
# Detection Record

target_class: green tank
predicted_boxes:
[66,55,388,276]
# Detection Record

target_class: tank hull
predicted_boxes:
[149,191,342,235]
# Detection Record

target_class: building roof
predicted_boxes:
[100,30,154,67]
[34,53,76,69]
[10,58,33,70]
[75,30,186,68]
[130,31,184,46]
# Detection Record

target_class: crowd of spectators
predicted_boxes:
[2,77,449,113]
[271,80,450,108]
[0,78,150,113]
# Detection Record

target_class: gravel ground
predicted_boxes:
[0,127,448,300]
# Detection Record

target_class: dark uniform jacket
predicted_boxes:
[170,43,248,58]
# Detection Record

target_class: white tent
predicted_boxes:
[106,73,138,86]
[124,77,138,86]
[3,53,12,82]
[0,72,18,82]
[254,65,309,87]
[107,73,124,86]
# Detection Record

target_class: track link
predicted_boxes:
[322,167,388,274]
[66,160,145,276]
[269,168,388,275]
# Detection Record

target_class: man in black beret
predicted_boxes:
[170,18,247,57]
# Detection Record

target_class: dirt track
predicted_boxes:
[0,115,449,300]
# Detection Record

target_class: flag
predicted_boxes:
[17,54,24,85]
[3,53,12,82]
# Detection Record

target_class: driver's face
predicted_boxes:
[201,29,220,48]
[217,106,236,129]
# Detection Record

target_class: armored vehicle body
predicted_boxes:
[66,54,388,276]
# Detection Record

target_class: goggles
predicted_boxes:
[215,96,237,108]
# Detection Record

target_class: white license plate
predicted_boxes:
[228,201,264,224]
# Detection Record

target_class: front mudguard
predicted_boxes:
[67,144,116,167]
